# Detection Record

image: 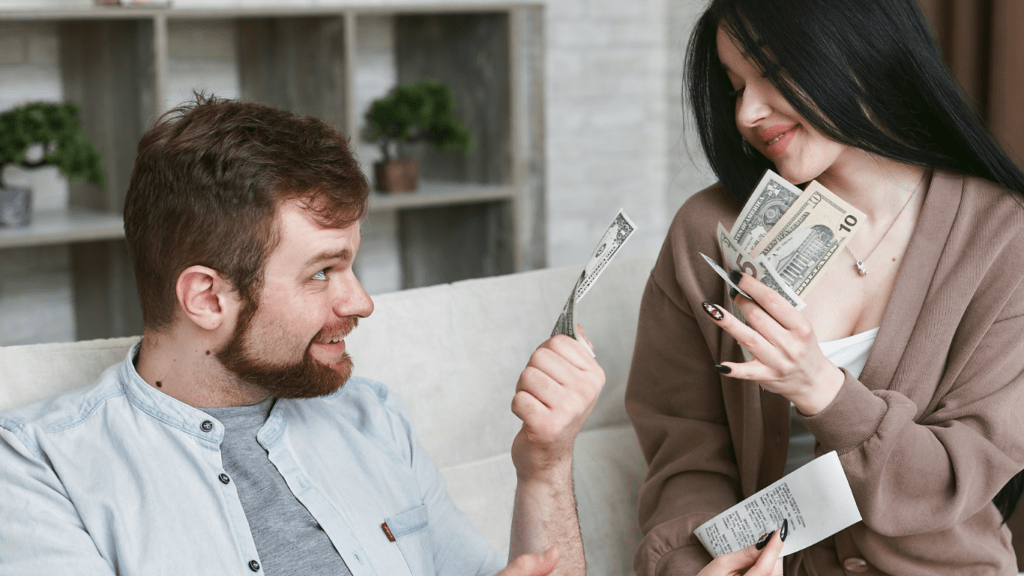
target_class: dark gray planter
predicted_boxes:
[0,186,31,227]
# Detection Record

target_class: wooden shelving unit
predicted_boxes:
[0,3,545,340]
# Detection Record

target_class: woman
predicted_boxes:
[626,0,1024,575]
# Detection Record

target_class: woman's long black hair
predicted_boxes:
[686,0,1024,520]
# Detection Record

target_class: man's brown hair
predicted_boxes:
[124,95,369,330]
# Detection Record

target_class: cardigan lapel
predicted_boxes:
[858,170,964,391]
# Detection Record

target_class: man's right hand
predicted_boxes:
[497,546,560,576]
[510,329,604,480]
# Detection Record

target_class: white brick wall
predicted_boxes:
[544,0,670,266]
[0,21,62,113]
[351,14,402,295]
[665,0,717,218]
[0,245,76,345]
[166,19,241,109]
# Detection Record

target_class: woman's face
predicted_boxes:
[716,27,852,185]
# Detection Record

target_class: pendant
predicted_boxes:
[855,261,868,276]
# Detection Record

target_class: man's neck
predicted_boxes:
[134,329,271,408]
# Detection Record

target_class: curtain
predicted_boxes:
[918,0,1024,166]
[918,1,1024,568]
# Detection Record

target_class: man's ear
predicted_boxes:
[175,266,239,331]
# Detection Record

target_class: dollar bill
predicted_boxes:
[713,222,807,312]
[574,210,638,302]
[718,222,756,280]
[699,252,752,300]
[750,181,865,297]
[730,170,804,254]
[552,209,637,345]
[551,272,584,340]
[750,253,806,311]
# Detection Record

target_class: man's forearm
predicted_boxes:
[508,464,586,576]
[506,333,603,576]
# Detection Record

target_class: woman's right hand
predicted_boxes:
[696,526,785,576]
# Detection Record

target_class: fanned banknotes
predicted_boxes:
[703,170,863,310]
[552,209,637,350]
[751,181,865,298]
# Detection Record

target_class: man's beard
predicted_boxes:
[216,297,357,399]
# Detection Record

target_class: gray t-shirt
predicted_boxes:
[203,398,352,576]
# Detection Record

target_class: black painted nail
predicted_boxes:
[729,287,739,300]
[780,518,789,542]
[755,529,776,550]
[701,301,724,321]
[729,270,743,284]
[714,364,731,374]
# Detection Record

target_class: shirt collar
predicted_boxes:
[116,340,227,445]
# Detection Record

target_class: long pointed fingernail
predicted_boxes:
[756,529,776,550]
[714,364,731,374]
[729,270,742,284]
[780,518,789,542]
[701,301,724,321]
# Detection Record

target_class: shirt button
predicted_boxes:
[218,473,230,484]
[248,560,260,572]
[843,557,869,572]
[201,420,213,432]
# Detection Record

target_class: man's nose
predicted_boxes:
[333,273,374,319]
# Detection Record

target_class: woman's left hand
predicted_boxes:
[707,272,845,415]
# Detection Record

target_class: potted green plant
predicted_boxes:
[0,102,105,227]
[363,79,475,193]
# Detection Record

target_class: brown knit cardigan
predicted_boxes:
[626,170,1024,576]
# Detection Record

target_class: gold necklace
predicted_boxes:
[845,170,928,276]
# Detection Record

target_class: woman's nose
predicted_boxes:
[735,86,770,129]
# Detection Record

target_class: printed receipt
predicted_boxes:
[695,451,861,557]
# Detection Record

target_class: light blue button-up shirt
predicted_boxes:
[0,344,504,576]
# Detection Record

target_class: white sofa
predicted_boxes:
[0,255,655,576]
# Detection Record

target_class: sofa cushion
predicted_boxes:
[346,256,654,469]
[574,424,647,576]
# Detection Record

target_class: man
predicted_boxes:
[0,97,604,575]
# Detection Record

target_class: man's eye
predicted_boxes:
[312,269,327,281]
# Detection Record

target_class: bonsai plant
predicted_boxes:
[363,79,475,193]
[0,102,105,226]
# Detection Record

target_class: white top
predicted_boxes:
[783,327,879,475]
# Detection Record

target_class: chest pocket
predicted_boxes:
[385,504,432,575]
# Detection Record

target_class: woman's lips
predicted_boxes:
[761,124,797,157]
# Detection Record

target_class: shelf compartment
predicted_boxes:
[394,11,512,186]
[236,15,348,133]
[399,200,514,289]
